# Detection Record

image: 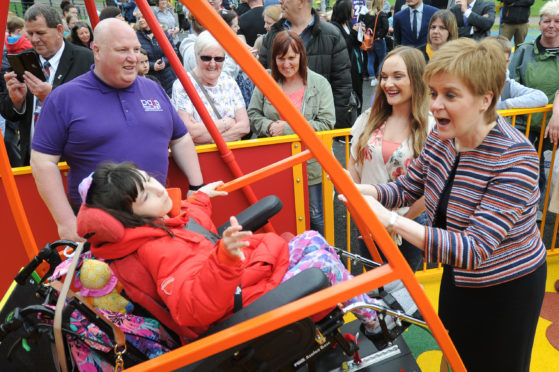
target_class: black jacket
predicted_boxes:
[501,0,534,25]
[330,21,363,108]
[361,12,389,40]
[136,29,178,96]
[259,10,352,128]
[0,40,93,164]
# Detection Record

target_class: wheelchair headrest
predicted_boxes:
[76,188,182,246]
[77,205,126,246]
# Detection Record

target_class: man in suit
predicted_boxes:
[0,4,93,165]
[450,0,496,40]
[393,0,438,47]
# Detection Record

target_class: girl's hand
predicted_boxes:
[222,216,251,260]
[198,181,228,198]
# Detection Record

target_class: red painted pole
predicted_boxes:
[0,0,38,259]
[134,0,274,232]
[83,0,100,29]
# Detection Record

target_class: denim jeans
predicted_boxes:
[359,212,427,272]
[366,39,387,78]
[308,183,324,236]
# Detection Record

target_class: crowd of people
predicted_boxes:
[1,0,558,371]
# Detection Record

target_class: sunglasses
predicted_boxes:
[199,55,225,63]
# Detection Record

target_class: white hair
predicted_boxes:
[540,0,559,18]
[194,31,224,57]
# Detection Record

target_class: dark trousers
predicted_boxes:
[439,262,547,372]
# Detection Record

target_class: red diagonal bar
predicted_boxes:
[134,0,273,232]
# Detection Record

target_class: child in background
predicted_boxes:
[490,35,548,110]
[137,48,162,88]
[5,16,32,54]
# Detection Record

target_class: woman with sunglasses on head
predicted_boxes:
[248,30,335,235]
[171,31,250,145]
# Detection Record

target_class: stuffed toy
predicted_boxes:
[76,259,134,314]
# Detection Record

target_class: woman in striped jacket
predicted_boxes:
[342,38,547,371]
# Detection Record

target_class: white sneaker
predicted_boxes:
[370,77,378,86]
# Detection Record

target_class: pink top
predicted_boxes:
[382,139,402,164]
[280,86,306,120]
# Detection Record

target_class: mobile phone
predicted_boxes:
[7,50,46,82]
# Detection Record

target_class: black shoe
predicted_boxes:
[360,319,411,351]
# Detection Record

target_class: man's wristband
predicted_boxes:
[188,183,205,191]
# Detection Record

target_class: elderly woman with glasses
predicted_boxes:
[171,31,250,145]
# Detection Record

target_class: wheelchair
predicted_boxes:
[0,196,425,371]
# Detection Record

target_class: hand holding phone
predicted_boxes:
[7,50,46,83]
[154,58,165,71]
[23,71,53,102]
[3,71,27,110]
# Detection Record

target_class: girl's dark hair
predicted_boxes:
[70,22,93,47]
[86,162,169,232]
[270,30,308,84]
[331,0,353,25]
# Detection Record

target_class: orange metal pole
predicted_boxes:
[0,1,38,260]
[219,150,313,193]
[127,265,400,371]
[171,1,466,371]
[134,0,274,232]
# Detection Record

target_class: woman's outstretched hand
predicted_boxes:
[222,216,252,261]
[198,181,228,198]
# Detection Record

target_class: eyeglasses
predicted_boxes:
[199,55,225,63]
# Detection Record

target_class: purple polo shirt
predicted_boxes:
[32,67,188,205]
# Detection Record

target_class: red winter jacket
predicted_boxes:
[79,192,290,343]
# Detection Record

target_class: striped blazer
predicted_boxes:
[375,116,547,287]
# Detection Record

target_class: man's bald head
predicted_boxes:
[93,18,141,89]
[94,18,135,48]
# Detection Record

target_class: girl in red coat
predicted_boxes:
[77,162,402,346]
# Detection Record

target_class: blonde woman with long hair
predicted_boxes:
[348,46,433,270]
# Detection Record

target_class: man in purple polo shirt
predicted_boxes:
[30,18,203,242]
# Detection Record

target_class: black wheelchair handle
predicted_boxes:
[15,240,78,285]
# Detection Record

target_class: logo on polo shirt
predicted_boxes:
[141,98,163,112]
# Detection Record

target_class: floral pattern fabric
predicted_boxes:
[283,230,378,324]
[171,72,245,122]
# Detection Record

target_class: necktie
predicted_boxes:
[464,3,472,28]
[43,61,51,83]
[412,10,418,39]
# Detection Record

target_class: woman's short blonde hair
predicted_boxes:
[424,38,506,122]
[263,4,282,22]
[540,0,559,18]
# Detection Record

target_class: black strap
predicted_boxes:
[188,69,222,120]
[184,218,220,244]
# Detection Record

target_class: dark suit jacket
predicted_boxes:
[450,0,496,40]
[0,40,93,164]
[393,4,438,48]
